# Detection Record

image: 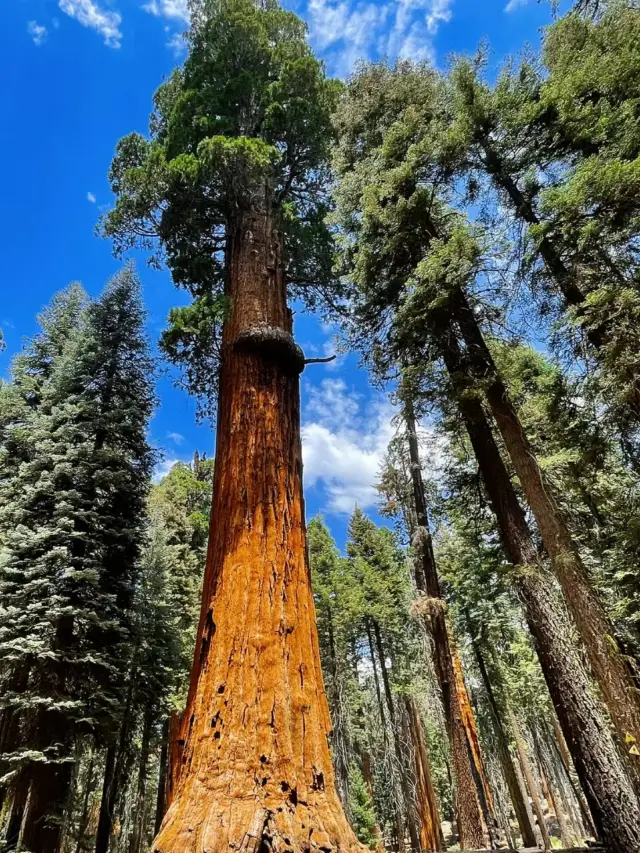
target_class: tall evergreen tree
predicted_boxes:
[102,1,359,849]
[0,268,155,852]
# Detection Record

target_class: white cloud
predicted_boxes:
[58,0,122,48]
[167,430,184,445]
[301,379,396,514]
[166,31,187,55]
[143,0,189,22]
[153,457,183,483]
[28,21,48,46]
[87,191,96,203]
[504,0,529,11]
[305,0,453,76]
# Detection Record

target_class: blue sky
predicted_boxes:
[1,0,556,548]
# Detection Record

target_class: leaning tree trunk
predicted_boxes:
[405,696,442,852]
[404,396,492,849]
[437,323,640,853]
[153,187,361,853]
[508,710,551,851]
[455,291,640,780]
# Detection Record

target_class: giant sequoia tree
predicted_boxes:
[102,1,360,850]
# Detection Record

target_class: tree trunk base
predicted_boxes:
[154,791,363,853]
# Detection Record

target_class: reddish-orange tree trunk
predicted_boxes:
[404,398,493,849]
[405,697,442,851]
[154,192,361,853]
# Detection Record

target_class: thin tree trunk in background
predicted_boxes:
[437,322,640,852]
[95,744,117,853]
[509,711,551,851]
[455,292,640,781]
[532,725,577,847]
[153,186,361,853]
[549,714,595,839]
[403,395,491,849]
[154,719,169,836]
[405,697,442,851]
[360,748,384,849]
[129,709,153,853]
[366,620,404,851]
[469,629,538,848]
[75,747,98,853]
[326,607,351,817]
[5,768,30,849]
[371,618,421,853]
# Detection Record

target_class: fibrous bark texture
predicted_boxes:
[455,292,640,782]
[439,325,640,853]
[153,190,362,853]
[405,399,491,849]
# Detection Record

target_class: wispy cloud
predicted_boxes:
[301,379,396,514]
[167,430,184,445]
[303,0,453,77]
[27,21,48,46]
[166,31,187,55]
[153,456,183,483]
[58,0,122,47]
[87,191,96,203]
[504,0,529,11]
[143,0,189,22]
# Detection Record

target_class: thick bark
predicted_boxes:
[438,325,640,853]
[165,710,184,812]
[508,710,551,851]
[455,292,640,779]
[469,631,537,848]
[154,719,170,835]
[405,697,442,852]
[154,189,360,853]
[404,397,490,849]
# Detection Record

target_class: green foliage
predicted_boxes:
[102,0,340,416]
[0,268,155,777]
[348,765,379,847]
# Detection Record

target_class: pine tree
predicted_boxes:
[0,268,155,852]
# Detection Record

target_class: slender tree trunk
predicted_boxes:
[129,709,153,853]
[325,607,351,817]
[154,719,170,836]
[509,710,551,851]
[165,710,184,812]
[5,768,30,849]
[468,629,538,848]
[360,749,384,850]
[153,187,361,853]
[405,697,442,852]
[75,747,98,853]
[370,618,421,853]
[404,396,491,849]
[437,323,640,852]
[95,744,118,853]
[455,291,640,780]
[549,714,596,839]
[532,725,577,847]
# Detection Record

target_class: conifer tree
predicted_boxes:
[332,58,640,851]
[0,268,155,852]
[102,1,359,849]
